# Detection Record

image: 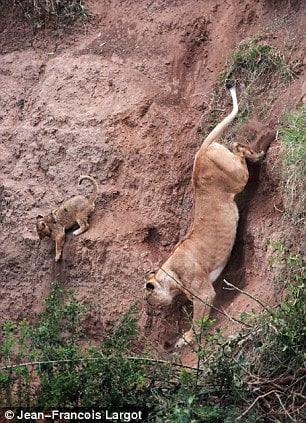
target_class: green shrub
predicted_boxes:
[265,239,305,294]
[1,279,304,422]
[0,282,155,410]
[199,282,305,422]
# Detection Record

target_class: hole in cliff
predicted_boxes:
[144,226,160,243]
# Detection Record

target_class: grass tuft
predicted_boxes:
[200,37,294,139]
[278,104,306,225]
[224,37,294,93]
[13,0,90,24]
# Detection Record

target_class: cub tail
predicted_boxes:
[79,175,99,202]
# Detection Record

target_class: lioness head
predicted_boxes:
[144,270,175,310]
[36,215,52,239]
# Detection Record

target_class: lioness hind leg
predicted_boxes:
[232,142,264,162]
[73,218,90,236]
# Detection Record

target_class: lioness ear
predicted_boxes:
[36,215,44,219]
[145,271,155,281]
[146,282,155,290]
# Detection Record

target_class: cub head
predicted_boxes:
[36,215,52,239]
[144,270,174,310]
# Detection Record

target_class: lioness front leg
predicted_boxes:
[175,286,215,348]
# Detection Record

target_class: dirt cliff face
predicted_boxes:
[0,0,305,358]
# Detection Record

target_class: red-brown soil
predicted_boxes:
[0,0,305,364]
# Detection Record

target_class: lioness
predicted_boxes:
[36,175,98,262]
[144,83,264,348]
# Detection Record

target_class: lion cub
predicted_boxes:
[36,175,98,262]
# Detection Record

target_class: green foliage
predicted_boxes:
[156,392,245,423]
[30,282,85,358]
[279,104,306,165]
[200,282,305,422]
[278,104,306,224]
[264,239,305,291]
[272,282,305,358]
[263,239,305,356]
[0,282,154,410]
[1,280,304,421]
[155,250,305,421]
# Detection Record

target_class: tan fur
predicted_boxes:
[144,86,264,348]
[36,175,98,262]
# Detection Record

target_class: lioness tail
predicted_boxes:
[79,175,99,202]
[200,83,239,151]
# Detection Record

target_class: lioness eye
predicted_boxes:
[146,282,155,290]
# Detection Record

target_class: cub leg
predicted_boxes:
[73,218,89,236]
[54,229,65,262]
[175,281,216,348]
